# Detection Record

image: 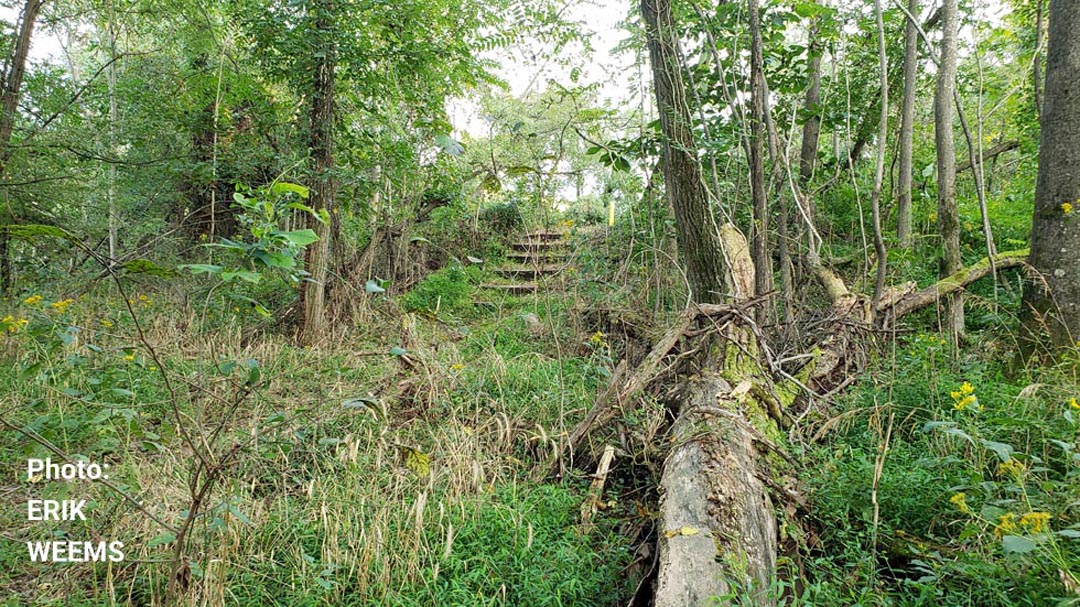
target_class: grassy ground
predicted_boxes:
[0,279,637,606]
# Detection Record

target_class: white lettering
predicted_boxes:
[25,541,124,562]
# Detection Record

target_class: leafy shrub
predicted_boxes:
[479,202,525,236]
[401,265,481,315]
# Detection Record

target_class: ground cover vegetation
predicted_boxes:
[0,0,1078,605]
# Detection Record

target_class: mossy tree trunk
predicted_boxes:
[1022,0,1080,353]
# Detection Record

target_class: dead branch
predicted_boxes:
[883,248,1028,319]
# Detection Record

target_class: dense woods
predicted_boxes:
[1,0,1078,605]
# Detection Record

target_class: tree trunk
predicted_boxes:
[935,0,963,344]
[0,0,41,164]
[798,22,822,189]
[0,0,44,291]
[897,0,918,246]
[748,0,772,308]
[1022,0,1080,352]
[641,0,729,303]
[299,0,336,344]
[869,0,889,306]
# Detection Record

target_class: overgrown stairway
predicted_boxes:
[480,229,570,295]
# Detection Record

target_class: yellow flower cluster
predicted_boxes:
[949,492,970,514]
[994,511,1053,536]
[127,294,153,307]
[1019,511,1052,534]
[23,294,42,305]
[1064,202,1075,215]
[1,314,28,333]
[950,381,979,411]
[997,458,1026,479]
[49,298,75,313]
[588,331,606,347]
[995,512,1019,537]
[1070,397,1079,410]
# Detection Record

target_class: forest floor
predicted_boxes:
[1,226,1078,606]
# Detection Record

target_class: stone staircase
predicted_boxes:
[480,230,570,295]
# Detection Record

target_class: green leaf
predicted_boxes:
[343,395,378,409]
[5,224,73,243]
[179,264,225,275]
[252,250,296,269]
[1056,529,1080,539]
[401,445,430,478]
[221,270,262,284]
[389,347,408,356]
[1001,535,1036,554]
[120,259,179,278]
[364,279,386,294]
[147,532,176,548]
[980,439,1015,462]
[279,229,319,247]
[435,134,464,156]
[270,182,310,199]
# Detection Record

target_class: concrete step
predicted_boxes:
[507,251,569,263]
[522,231,567,242]
[511,240,567,252]
[494,265,564,280]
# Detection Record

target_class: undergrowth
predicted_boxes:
[799,331,1080,606]
[0,283,637,606]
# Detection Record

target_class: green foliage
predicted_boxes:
[479,202,525,236]
[401,265,483,315]
[179,181,325,315]
[800,333,1080,605]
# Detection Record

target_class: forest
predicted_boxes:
[0,0,1078,605]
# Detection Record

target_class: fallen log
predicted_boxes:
[955,140,1020,174]
[545,227,1027,606]
[881,248,1029,320]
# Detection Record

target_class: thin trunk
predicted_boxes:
[870,0,888,307]
[106,0,118,263]
[1034,0,1044,118]
[0,0,44,292]
[299,0,336,344]
[1021,0,1080,353]
[798,22,822,190]
[0,0,41,164]
[897,0,918,246]
[936,0,963,344]
[749,0,772,305]
[641,0,729,303]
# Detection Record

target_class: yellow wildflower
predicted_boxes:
[2,315,28,333]
[995,512,1019,537]
[1064,202,1075,215]
[123,354,135,362]
[450,363,464,371]
[589,331,606,346]
[1070,397,1079,410]
[49,299,75,313]
[997,459,1026,479]
[1020,511,1052,533]
[949,492,970,514]
[950,381,979,411]
[23,294,42,305]
[99,319,113,328]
